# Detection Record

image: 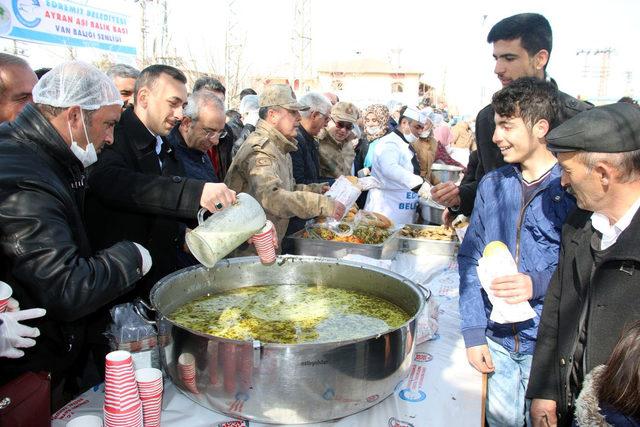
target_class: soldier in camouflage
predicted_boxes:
[225,84,345,251]
[318,101,359,178]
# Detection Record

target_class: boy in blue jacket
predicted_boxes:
[458,77,576,426]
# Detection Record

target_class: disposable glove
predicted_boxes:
[0,308,46,358]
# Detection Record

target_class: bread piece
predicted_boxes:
[483,241,510,258]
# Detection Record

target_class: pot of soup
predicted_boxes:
[146,256,426,424]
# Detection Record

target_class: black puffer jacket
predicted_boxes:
[0,104,143,385]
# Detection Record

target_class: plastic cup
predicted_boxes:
[0,282,12,313]
[252,221,276,265]
[67,415,103,426]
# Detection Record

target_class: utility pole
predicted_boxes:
[576,48,614,99]
[291,0,312,92]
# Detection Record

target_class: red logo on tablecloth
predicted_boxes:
[366,394,379,402]
[414,352,433,363]
[217,420,249,427]
[51,398,90,420]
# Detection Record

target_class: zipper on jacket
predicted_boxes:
[513,178,552,354]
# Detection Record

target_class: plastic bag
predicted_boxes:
[324,176,361,219]
[106,303,160,370]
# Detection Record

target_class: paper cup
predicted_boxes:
[0,282,12,313]
[178,352,199,394]
[253,221,276,265]
[67,415,103,426]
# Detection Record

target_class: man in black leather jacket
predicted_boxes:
[0,62,151,406]
[431,13,591,218]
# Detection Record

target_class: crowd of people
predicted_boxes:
[0,10,639,427]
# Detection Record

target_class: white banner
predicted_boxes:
[0,0,136,55]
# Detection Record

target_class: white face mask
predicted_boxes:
[67,110,98,168]
[420,129,432,139]
[366,126,381,136]
[404,132,417,143]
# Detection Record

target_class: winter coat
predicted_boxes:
[457,83,591,216]
[167,125,218,182]
[573,365,640,426]
[86,107,204,295]
[527,208,640,425]
[225,119,335,249]
[458,163,575,354]
[0,104,143,386]
[318,128,357,178]
[364,130,423,225]
[291,125,331,185]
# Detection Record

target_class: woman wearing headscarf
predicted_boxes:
[353,104,390,177]
[352,104,391,208]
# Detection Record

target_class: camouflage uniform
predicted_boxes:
[317,128,356,178]
[226,119,335,251]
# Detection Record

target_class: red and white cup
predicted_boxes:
[178,352,199,394]
[103,402,142,427]
[104,350,141,420]
[135,368,163,427]
[0,282,12,313]
[252,221,277,265]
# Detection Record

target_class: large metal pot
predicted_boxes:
[148,256,425,424]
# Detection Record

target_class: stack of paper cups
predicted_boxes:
[135,368,163,427]
[252,220,276,265]
[103,350,142,427]
[178,352,199,394]
[0,282,12,313]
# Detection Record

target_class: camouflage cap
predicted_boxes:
[330,102,358,124]
[258,84,309,111]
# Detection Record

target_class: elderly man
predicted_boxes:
[226,84,344,250]
[106,63,140,109]
[526,103,640,426]
[0,62,151,404]
[0,53,38,123]
[192,76,236,181]
[87,65,236,294]
[291,92,332,185]
[318,101,359,178]
[168,91,225,182]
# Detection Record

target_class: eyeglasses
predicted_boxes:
[202,128,228,140]
[335,121,354,131]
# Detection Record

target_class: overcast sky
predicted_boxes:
[4,0,639,116]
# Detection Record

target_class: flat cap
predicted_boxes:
[546,103,640,153]
[258,84,309,111]
[330,102,358,124]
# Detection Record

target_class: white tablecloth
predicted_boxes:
[52,253,483,427]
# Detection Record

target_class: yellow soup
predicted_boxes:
[170,285,411,344]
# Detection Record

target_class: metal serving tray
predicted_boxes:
[286,229,399,259]
[396,224,459,256]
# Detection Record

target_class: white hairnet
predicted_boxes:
[429,112,445,127]
[33,61,123,110]
[239,94,259,115]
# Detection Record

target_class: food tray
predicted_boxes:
[397,224,459,256]
[286,229,399,259]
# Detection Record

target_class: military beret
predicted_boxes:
[546,102,640,153]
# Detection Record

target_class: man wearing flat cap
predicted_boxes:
[225,84,345,251]
[527,103,640,426]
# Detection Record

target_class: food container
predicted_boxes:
[143,256,425,424]
[285,229,399,259]
[397,224,459,256]
[431,163,463,184]
[419,198,445,225]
